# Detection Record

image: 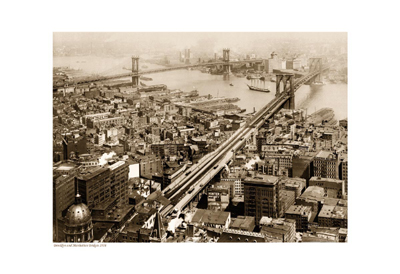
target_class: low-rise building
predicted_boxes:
[259,217,296,242]
[313,150,339,179]
[318,204,348,228]
[190,209,231,229]
[285,205,312,232]
[207,185,230,211]
[309,176,345,199]
[217,228,268,243]
[302,227,340,242]
[229,216,255,232]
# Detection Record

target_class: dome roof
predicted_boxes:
[65,194,92,227]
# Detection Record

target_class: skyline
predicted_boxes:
[54,32,347,56]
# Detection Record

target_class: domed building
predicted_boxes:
[64,191,93,242]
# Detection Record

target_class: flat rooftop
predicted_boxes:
[109,161,126,171]
[77,166,109,181]
[298,186,325,201]
[92,222,114,241]
[316,150,333,159]
[318,205,347,220]
[285,205,312,215]
[92,204,135,223]
[310,177,344,183]
[244,174,280,186]
[218,228,266,243]
[230,216,255,230]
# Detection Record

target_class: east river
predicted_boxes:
[54,55,347,120]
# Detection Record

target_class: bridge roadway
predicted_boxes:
[160,67,329,217]
[72,59,265,85]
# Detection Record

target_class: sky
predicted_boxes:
[54,32,347,55]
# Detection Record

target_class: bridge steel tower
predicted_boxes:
[222,48,231,74]
[308,57,323,83]
[131,56,140,86]
[275,73,295,110]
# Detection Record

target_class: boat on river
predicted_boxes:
[246,84,270,92]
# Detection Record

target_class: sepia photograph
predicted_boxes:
[3,1,399,273]
[53,32,348,243]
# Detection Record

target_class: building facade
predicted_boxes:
[243,175,283,224]
[313,150,339,179]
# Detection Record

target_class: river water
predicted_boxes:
[54,55,347,120]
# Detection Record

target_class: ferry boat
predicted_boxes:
[246,84,270,93]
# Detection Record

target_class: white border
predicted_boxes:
[3,0,400,273]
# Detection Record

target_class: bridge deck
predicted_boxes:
[68,59,266,85]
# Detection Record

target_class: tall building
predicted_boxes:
[243,175,284,224]
[63,192,94,242]
[286,59,302,70]
[109,161,129,206]
[313,150,339,179]
[76,161,129,209]
[138,155,163,177]
[339,155,348,196]
[53,174,76,241]
[263,52,281,73]
[76,166,111,209]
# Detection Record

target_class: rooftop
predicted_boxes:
[191,209,230,225]
[244,174,280,186]
[92,222,114,241]
[77,166,109,181]
[92,204,135,223]
[285,205,312,215]
[318,205,347,220]
[310,177,344,184]
[298,186,325,201]
[316,150,334,159]
[109,161,126,171]
[230,216,255,231]
[217,228,266,243]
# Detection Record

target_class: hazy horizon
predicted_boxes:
[54,32,347,57]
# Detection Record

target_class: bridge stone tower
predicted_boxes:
[308,57,323,83]
[131,56,140,86]
[276,73,295,110]
[222,48,231,74]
